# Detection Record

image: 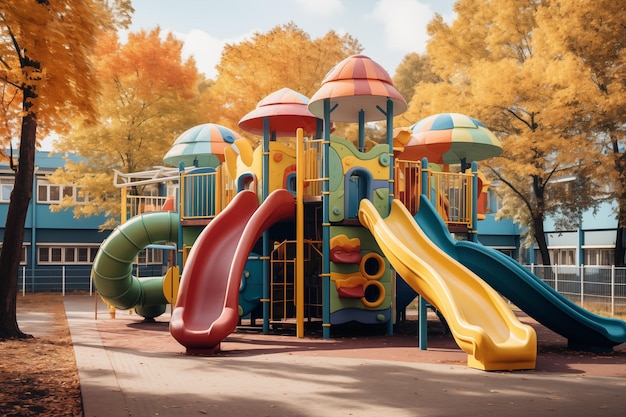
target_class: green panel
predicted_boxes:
[182,225,204,247]
[373,187,389,216]
[328,147,343,192]
[329,225,392,313]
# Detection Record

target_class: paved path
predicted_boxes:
[62,295,626,417]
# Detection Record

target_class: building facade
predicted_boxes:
[1,151,620,293]
[0,151,164,292]
[477,189,619,267]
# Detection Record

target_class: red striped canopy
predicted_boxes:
[238,88,321,137]
[309,55,407,123]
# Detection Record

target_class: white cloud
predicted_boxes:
[295,0,344,16]
[371,0,433,55]
[174,29,259,79]
[177,30,224,79]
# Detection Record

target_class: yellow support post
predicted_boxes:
[215,167,222,215]
[121,187,127,224]
[296,128,305,337]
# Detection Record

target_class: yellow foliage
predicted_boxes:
[0,0,133,143]
[201,22,362,137]
[398,0,625,254]
[49,28,205,226]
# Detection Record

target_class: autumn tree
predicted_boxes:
[401,0,611,266]
[0,0,132,339]
[533,1,626,266]
[392,53,441,107]
[49,28,204,229]
[204,22,362,140]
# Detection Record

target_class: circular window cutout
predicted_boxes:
[361,280,385,308]
[359,252,384,280]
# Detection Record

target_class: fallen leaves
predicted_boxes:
[0,294,82,417]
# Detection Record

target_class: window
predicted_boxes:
[0,244,27,265]
[554,249,576,265]
[535,248,576,265]
[495,248,516,259]
[38,245,99,264]
[37,179,89,204]
[136,248,164,265]
[39,245,165,266]
[487,188,501,213]
[1,178,14,202]
[584,248,613,266]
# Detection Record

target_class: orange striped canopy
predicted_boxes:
[309,55,407,123]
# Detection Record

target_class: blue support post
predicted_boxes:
[418,157,429,348]
[262,116,271,334]
[177,162,185,273]
[470,161,479,242]
[358,109,365,152]
[421,158,429,197]
[322,98,332,339]
[418,296,428,350]
[386,98,394,214]
[386,98,394,336]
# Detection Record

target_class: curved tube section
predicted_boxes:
[91,211,178,318]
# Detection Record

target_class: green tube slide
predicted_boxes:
[91,211,179,319]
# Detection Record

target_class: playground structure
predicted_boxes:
[91,55,626,371]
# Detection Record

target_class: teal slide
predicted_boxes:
[415,195,626,352]
[91,211,178,319]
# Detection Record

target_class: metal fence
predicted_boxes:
[17,262,626,318]
[18,264,166,295]
[524,265,626,317]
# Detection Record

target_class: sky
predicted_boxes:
[126,0,457,78]
[42,0,457,151]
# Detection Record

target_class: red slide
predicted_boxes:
[170,189,295,353]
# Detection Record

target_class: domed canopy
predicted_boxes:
[163,123,239,168]
[238,88,321,137]
[308,54,407,123]
[398,113,503,167]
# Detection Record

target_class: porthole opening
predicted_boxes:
[364,283,380,303]
[359,252,384,280]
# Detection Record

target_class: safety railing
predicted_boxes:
[302,138,324,198]
[394,159,474,229]
[430,170,473,227]
[123,195,170,221]
[394,159,423,214]
[179,165,235,221]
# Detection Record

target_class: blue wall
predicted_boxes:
[1,151,112,292]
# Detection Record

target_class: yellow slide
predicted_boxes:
[359,199,536,371]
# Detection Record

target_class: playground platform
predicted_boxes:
[56,294,626,416]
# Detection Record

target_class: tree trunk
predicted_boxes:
[616,226,625,267]
[533,215,551,266]
[0,110,36,339]
[615,201,626,267]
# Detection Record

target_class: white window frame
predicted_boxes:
[582,246,614,266]
[38,244,100,265]
[0,177,14,202]
[37,178,90,205]
[136,248,164,265]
